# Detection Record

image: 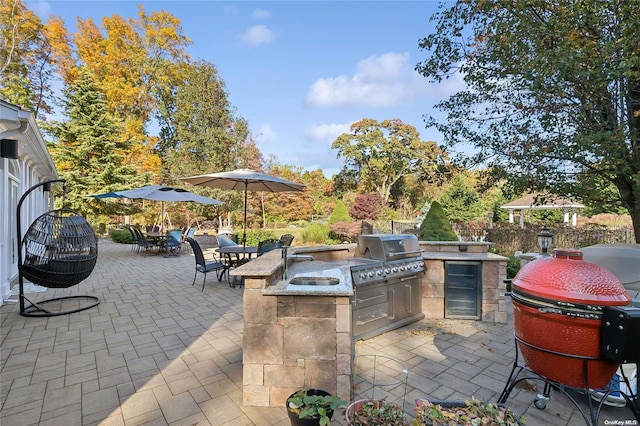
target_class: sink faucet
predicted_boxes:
[282,246,314,280]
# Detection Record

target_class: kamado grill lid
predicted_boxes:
[512,249,630,306]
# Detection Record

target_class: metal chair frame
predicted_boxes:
[186,237,225,291]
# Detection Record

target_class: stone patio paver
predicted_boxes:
[1,238,639,425]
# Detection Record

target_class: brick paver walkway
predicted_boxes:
[1,239,638,425]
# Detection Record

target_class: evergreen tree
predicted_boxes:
[43,68,148,223]
[328,200,351,224]
[420,201,458,241]
[438,174,486,223]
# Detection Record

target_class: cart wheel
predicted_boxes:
[534,396,548,410]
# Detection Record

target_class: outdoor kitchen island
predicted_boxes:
[232,236,508,408]
[234,243,361,407]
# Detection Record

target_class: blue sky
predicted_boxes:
[27,0,462,178]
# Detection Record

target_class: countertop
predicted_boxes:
[230,245,374,296]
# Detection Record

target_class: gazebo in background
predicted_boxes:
[501,194,585,228]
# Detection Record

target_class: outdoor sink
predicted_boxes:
[289,276,340,286]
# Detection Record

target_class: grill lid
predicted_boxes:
[356,234,422,260]
[512,248,630,306]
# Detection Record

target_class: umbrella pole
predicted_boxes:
[243,183,248,247]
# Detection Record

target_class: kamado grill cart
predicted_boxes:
[497,249,640,425]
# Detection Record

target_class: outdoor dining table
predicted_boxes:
[216,245,259,288]
[216,245,259,258]
[145,232,168,253]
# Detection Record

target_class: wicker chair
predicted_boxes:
[257,239,282,256]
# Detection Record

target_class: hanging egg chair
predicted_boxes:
[21,208,98,288]
[17,179,100,317]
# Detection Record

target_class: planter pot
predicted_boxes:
[345,399,379,425]
[286,389,335,426]
[413,399,522,426]
[345,398,407,426]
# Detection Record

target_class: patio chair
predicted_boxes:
[126,226,138,252]
[257,239,282,256]
[182,227,196,251]
[165,229,183,256]
[132,226,157,256]
[186,237,225,291]
[279,233,294,247]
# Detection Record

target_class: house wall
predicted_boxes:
[0,101,57,306]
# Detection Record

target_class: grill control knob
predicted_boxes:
[392,267,398,273]
[377,270,383,276]
[360,273,367,279]
[368,271,375,277]
[385,268,391,274]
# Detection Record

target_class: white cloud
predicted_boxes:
[306,52,433,108]
[306,122,353,145]
[256,123,277,143]
[253,9,271,19]
[239,25,274,47]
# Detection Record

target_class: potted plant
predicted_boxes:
[345,398,408,425]
[412,399,524,425]
[286,388,347,426]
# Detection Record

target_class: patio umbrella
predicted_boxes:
[91,185,223,231]
[179,169,305,245]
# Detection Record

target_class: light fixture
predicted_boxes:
[537,226,554,255]
[1,139,18,159]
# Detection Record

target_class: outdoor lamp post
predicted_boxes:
[537,226,554,256]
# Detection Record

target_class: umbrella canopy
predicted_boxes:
[179,169,305,244]
[91,185,223,231]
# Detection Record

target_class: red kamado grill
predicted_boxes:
[511,249,631,389]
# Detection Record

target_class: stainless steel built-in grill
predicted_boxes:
[351,234,425,341]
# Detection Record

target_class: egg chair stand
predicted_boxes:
[497,335,640,426]
[16,179,100,317]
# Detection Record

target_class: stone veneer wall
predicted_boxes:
[420,242,508,323]
[242,270,352,408]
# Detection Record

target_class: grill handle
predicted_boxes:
[356,313,389,326]
[386,250,424,258]
[356,293,387,304]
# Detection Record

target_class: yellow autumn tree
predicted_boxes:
[44,5,191,179]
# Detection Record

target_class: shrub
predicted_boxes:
[507,254,521,279]
[329,201,351,224]
[419,201,458,241]
[240,229,277,246]
[329,221,362,243]
[110,228,133,244]
[302,222,329,245]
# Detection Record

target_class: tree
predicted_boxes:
[417,0,640,241]
[156,60,249,179]
[350,193,383,220]
[48,7,191,137]
[420,201,458,241]
[43,68,148,222]
[437,173,486,223]
[0,0,54,116]
[332,118,445,204]
[328,200,351,224]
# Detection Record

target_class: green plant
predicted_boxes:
[329,200,351,224]
[347,399,407,426]
[412,399,524,426]
[419,201,458,241]
[287,389,346,426]
[506,254,521,279]
[110,228,133,244]
[302,222,329,245]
